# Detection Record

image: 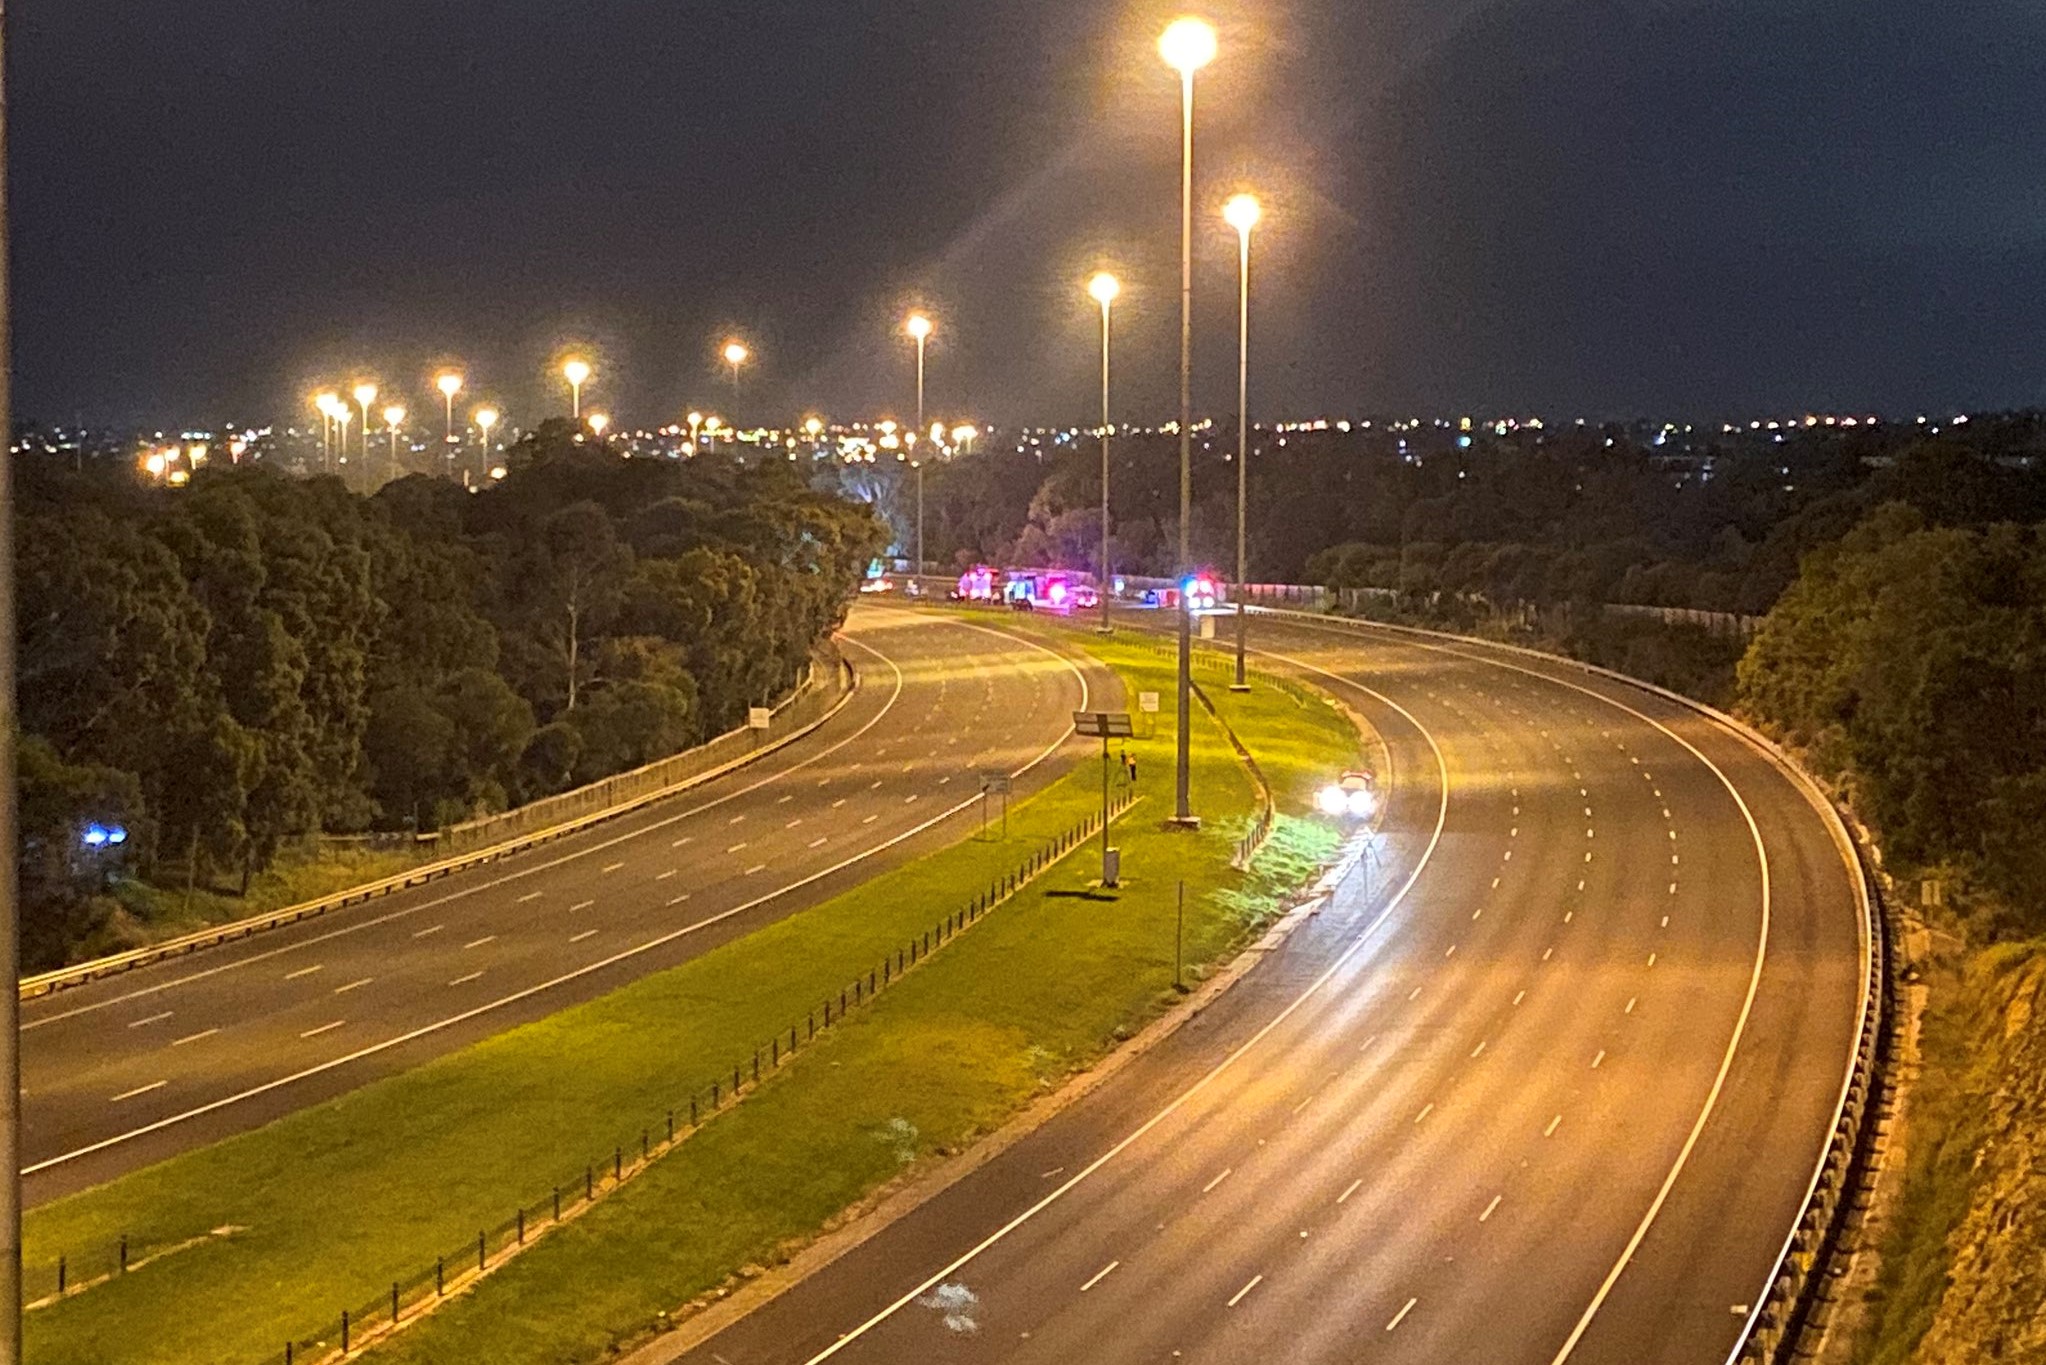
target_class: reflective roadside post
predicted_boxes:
[1074,711,1134,887]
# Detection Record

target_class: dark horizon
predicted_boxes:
[17,0,2046,430]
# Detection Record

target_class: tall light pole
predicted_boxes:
[383,404,406,482]
[1161,15,1216,828]
[905,314,933,574]
[474,406,499,486]
[1088,272,1120,634]
[1224,192,1261,692]
[687,410,703,456]
[0,7,23,1351]
[563,359,591,419]
[315,392,339,472]
[435,372,463,455]
[352,383,378,471]
[334,405,353,478]
[722,341,749,434]
[587,412,610,441]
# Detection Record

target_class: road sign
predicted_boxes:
[980,772,1012,795]
[1137,691,1160,714]
[1073,711,1134,739]
[747,707,772,731]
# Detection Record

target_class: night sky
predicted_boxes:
[15,0,2046,429]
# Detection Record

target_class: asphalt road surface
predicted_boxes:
[666,609,1866,1365]
[21,606,1104,1205]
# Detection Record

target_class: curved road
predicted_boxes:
[21,607,1102,1205]
[664,611,1865,1365]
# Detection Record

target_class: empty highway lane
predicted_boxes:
[22,606,1106,1204]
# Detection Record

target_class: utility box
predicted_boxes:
[1103,847,1121,889]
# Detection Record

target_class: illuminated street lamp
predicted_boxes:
[804,416,825,450]
[435,372,464,446]
[563,359,591,418]
[353,383,378,470]
[334,404,353,473]
[1088,271,1121,634]
[687,410,704,455]
[474,406,500,487]
[383,404,407,480]
[1161,14,1216,826]
[1224,192,1262,691]
[705,414,724,456]
[314,391,340,471]
[723,340,749,393]
[904,313,934,573]
[587,412,611,439]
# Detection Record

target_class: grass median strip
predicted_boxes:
[25,631,1362,1365]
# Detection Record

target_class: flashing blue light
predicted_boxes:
[80,822,128,850]
[82,824,108,848]
[1457,435,1472,449]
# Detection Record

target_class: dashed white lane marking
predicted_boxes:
[671,836,693,848]
[516,891,542,904]
[808,836,828,849]
[127,1012,173,1029]
[570,900,594,913]
[1480,1195,1502,1222]
[1080,1261,1120,1293]
[868,780,884,790]
[656,869,678,881]
[1647,953,1658,967]
[1491,877,1501,889]
[666,894,691,907]
[300,1020,346,1040]
[1408,986,1422,1001]
[171,1028,217,1047]
[601,862,624,874]
[777,794,794,805]
[1228,1275,1264,1308]
[412,924,444,939]
[448,972,483,986]
[831,798,848,809]
[1444,944,1457,959]
[728,814,747,825]
[1626,996,1638,1014]
[333,978,373,995]
[1470,1040,1487,1059]
[862,815,879,825]
[110,1081,167,1103]
[463,935,496,950]
[727,842,749,854]
[1413,1103,1434,1124]
[905,794,920,804]
[1203,1168,1234,1193]
[1387,1297,1419,1332]
[1545,1114,1564,1138]
[786,818,804,829]
[570,929,598,944]
[745,864,768,876]
[1338,1179,1363,1204]
[1593,1050,1607,1069]
[285,965,323,980]
[1512,990,1526,1006]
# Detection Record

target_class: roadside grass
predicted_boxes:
[86,844,431,966]
[25,630,1360,1365]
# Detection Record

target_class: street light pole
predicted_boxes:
[0,5,23,1353]
[1161,17,1215,828]
[1089,273,1120,634]
[1225,193,1261,692]
[905,314,933,576]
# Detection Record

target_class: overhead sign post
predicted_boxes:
[1073,711,1134,888]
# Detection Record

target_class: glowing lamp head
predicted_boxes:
[474,406,500,432]
[905,313,934,342]
[587,413,610,436]
[563,359,591,387]
[316,392,340,417]
[804,417,824,437]
[1088,272,1121,306]
[1224,193,1263,235]
[436,373,464,399]
[1160,17,1218,75]
[723,342,749,367]
[383,405,406,427]
[353,383,378,408]
[144,452,167,476]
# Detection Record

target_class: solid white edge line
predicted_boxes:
[797,659,1452,1363]
[24,619,1090,1178]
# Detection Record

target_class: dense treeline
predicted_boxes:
[1740,504,2046,936]
[19,422,884,966]
[894,415,2046,620]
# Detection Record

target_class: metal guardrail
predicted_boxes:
[20,652,859,1001]
[1243,604,1888,1364]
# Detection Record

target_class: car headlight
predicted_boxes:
[1347,788,1375,818]
[1317,785,1349,817]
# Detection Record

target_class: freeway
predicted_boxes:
[21,606,1103,1206]
[664,611,1865,1365]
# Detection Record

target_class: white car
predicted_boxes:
[1317,770,1377,819]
